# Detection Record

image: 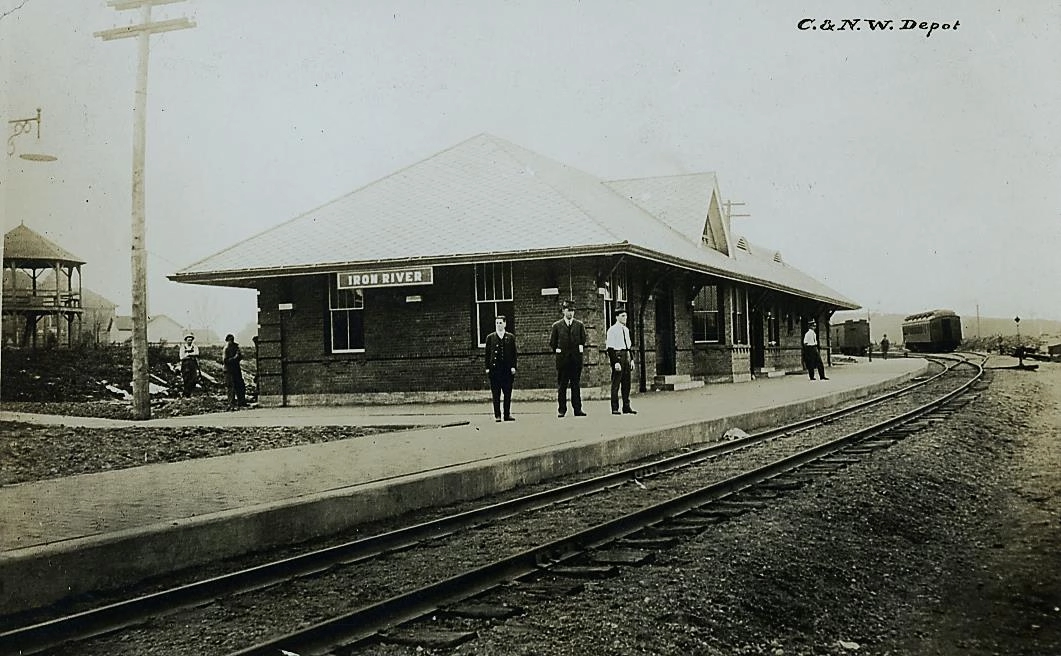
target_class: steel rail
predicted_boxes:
[227,357,983,656]
[0,355,973,655]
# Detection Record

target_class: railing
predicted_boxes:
[1,290,83,309]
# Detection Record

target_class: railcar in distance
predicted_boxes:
[830,319,870,356]
[902,309,963,352]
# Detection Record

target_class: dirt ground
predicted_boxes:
[2,360,1059,655]
[461,361,1061,655]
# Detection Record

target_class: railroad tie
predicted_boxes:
[589,549,656,566]
[443,603,523,620]
[380,628,478,649]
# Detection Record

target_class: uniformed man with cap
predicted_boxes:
[606,304,637,414]
[548,299,588,417]
[484,315,518,422]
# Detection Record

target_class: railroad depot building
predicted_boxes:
[171,135,858,406]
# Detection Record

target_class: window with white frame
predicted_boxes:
[767,307,781,345]
[731,286,748,345]
[603,261,628,327]
[475,262,514,346]
[692,285,721,343]
[329,279,365,352]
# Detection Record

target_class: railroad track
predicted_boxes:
[1,354,984,656]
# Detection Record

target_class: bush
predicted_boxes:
[961,334,1041,355]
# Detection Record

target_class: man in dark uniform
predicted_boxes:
[548,299,588,417]
[484,315,518,422]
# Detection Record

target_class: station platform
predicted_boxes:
[0,357,928,615]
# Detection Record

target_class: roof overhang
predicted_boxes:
[169,243,860,311]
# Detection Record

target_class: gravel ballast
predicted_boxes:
[6,362,1060,655]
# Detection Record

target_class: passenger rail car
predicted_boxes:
[902,309,962,352]
[830,319,870,356]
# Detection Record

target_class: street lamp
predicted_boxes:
[7,108,58,161]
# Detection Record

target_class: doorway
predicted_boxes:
[750,308,765,372]
[654,291,676,376]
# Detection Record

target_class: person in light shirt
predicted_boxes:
[802,321,828,381]
[605,305,637,415]
[177,333,200,397]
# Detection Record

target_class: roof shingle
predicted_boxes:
[172,134,857,309]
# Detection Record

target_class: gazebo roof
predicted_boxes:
[3,223,86,266]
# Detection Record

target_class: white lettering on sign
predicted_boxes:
[337,266,433,289]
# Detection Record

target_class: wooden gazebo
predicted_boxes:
[2,223,84,348]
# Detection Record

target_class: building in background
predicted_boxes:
[172,135,859,406]
[110,314,188,345]
[2,223,84,348]
[184,327,223,346]
[80,288,118,346]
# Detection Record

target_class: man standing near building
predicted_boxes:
[549,300,587,417]
[802,321,828,381]
[178,333,200,398]
[880,334,890,360]
[606,304,637,415]
[484,315,517,422]
[223,333,248,409]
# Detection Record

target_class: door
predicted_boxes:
[750,308,765,372]
[654,291,676,375]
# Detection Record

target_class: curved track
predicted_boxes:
[0,355,983,655]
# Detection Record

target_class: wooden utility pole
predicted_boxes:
[722,200,750,220]
[96,0,194,419]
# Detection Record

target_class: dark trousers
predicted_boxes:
[610,351,633,412]
[489,369,514,418]
[180,358,199,397]
[803,345,826,380]
[556,358,583,413]
[225,367,247,407]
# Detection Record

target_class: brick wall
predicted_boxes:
[253,258,838,404]
[256,258,625,403]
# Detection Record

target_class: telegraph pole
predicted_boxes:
[722,200,751,221]
[96,0,194,419]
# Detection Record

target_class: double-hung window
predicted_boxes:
[329,278,365,352]
[692,285,721,343]
[731,286,748,345]
[603,261,628,327]
[767,307,781,345]
[475,263,514,346]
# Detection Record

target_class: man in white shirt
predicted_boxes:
[802,321,828,380]
[178,333,200,397]
[606,305,637,414]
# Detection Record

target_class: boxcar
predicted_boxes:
[902,309,963,352]
[830,319,870,355]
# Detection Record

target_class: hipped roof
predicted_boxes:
[171,134,858,309]
[3,223,85,266]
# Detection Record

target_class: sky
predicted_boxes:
[3,0,1060,335]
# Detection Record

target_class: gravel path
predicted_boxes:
[0,421,415,485]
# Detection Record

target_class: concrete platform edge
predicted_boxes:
[0,363,928,616]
